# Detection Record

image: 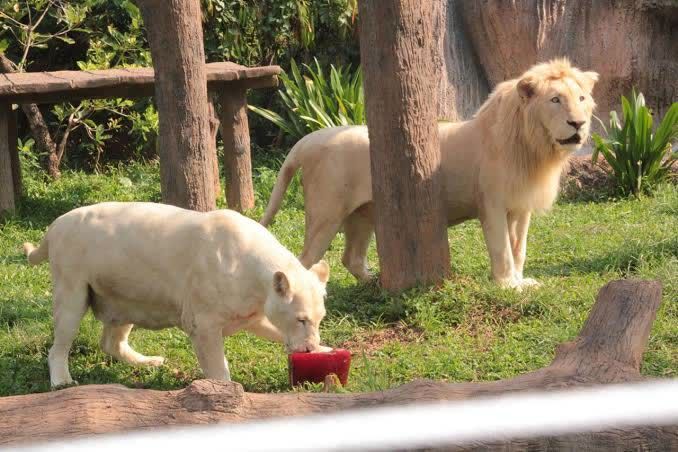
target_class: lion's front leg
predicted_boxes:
[508,210,536,282]
[480,203,516,287]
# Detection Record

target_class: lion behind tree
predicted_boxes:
[261,59,599,290]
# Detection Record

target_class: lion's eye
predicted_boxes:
[297,318,307,325]
[551,97,560,103]
[579,95,585,101]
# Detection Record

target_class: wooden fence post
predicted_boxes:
[8,105,20,201]
[220,88,254,212]
[0,103,16,216]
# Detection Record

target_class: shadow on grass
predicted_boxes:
[0,301,50,328]
[532,237,678,278]
[11,183,100,230]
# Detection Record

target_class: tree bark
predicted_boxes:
[358,0,451,290]
[137,0,216,212]
[458,0,678,126]
[436,0,489,121]
[219,88,254,212]
[0,280,674,449]
[0,53,60,179]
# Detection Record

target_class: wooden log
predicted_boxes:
[220,88,254,212]
[0,280,674,449]
[0,102,15,215]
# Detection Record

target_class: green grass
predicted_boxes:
[1,159,676,397]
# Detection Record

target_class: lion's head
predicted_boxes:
[516,59,599,153]
[478,59,599,159]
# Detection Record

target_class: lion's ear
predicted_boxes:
[579,71,599,93]
[517,77,536,101]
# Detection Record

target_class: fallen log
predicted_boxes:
[1,280,675,449]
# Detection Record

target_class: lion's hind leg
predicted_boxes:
[101,323,165,367]
[342,204,374,282]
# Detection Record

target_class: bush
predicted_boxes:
[249,58,364,142]
[592,90,677,196]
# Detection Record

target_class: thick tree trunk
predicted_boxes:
[0,53,59,179]
[137,0,216,212]
[358,0,451,290]
[436,0,489,121]
[219,88,254,212]
[459,0,678,125]
[0,280,674,449]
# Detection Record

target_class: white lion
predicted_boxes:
[261,59,598,290]
[24,202,330,387]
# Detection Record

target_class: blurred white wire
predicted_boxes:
[15,380,678,452]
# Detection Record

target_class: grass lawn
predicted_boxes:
[0,158,676,397]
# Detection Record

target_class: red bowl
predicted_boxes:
[288,349,351,387]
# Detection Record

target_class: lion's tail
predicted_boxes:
[23,237,49,266]
[260,145,302,227]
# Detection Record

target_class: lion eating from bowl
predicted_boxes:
[261,59,598,290]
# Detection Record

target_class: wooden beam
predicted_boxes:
[0,280,674,449]
[220,88,254,212]
[0,103,16,216]
[0,65,279,105]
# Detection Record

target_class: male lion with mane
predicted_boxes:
[261,59,598,290]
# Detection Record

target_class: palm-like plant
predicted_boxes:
[249,58,364,141]
[592,90,677,196]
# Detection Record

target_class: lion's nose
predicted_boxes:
[567,120,585,131]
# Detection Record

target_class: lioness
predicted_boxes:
[24,202,330,387]
[261,59,598,290]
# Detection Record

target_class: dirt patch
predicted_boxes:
[560,155,614,198]
[338,323,424,356]
[456,304,523,352]
[561,155,677,199]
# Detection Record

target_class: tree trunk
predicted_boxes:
[0,280,674,450]
[436,0,489,121]
[358,0,451,290]
[219,88,254,212]
[137,0,216,212]
[459,0,678,126]
[0,53,60,179]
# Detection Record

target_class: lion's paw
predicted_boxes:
[143,356,166,367]
[499,276,541,292]
[519,277,541,288]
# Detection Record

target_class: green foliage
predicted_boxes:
[0,162,676,395]
[1,0,359,171]
[200,0,359,67]
[0,0,89,70]
[249,58,364,141]
[592,90,678,196]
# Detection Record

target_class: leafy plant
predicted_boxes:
[249,58,364,140]
[0,0,87,71]
[592,90,677,196]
